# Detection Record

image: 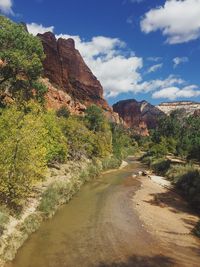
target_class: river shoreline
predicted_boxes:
[2,157,200,267]
[133,174,200,266]
[0,157,127,267]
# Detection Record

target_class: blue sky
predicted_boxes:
[1,0,200,105]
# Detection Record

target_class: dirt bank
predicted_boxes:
[133,175,200,267]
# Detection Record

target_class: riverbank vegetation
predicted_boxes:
[0,15,137,243]
[140,109,200,236]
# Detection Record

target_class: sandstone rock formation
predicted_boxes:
[113,99,164,136]
[157,101,200,116]
[193,109,200,117]
[42,78,86,115]
[37,32,110,111]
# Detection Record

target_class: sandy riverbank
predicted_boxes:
[133,175,200,266]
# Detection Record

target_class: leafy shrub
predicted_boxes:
[176,169,200,210]
[151,159,171,176]
[43,111,68,163]
[61,116,95,160]
[101,156,121,170]
[38,182,69,217]
[19,213,42,235]
[166,165,200,211]
[166,164,194,183]
[140,154,154,166]
[56,106,70,119]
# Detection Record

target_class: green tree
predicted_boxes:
[0,16,47,104]
[111,123,132,159]
[42,111,68,163]
[0,103,48,210]
[61,116,95,160]
[85,105,106,132]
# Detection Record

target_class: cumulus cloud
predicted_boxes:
[56,33,143,97]
[24,23,143,98]
[134,75,185,93]
[152,85,200,100]
[0,0,13,15]
[140,0,200,44]
[147,63,163,73]
[27,23,54,36]
[26,22,198,100]
[173,57,189,68]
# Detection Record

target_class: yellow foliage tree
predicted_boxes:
[0,103,48,210]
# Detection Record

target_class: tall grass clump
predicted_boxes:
[0,208,9,235]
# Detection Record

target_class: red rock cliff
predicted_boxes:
[113,99,165,136]
[37,32,110,111]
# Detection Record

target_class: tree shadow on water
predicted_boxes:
[96,254,175,267]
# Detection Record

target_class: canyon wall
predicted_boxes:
[113,99,164,136]
[157,101,200,116]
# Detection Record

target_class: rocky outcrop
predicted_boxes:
[43,78,120,122]
[193,109,200,117]
[113,99,164,136]
[157,101,200,116]
[37,32,110,111]
[42,78,86,115]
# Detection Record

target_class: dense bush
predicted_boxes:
[61,116,96,160]
[176,169,200,210]
[151,159,171,176]
[56,106,70,118]
[42,111,68,163]
[151,111,200,161]
[0,103,48,210]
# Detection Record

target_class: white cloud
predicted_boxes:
[147,57,162,62]
[24,23,143,98]
[27,22,198,100]
[152,85,200,100]
[134,75,185,93]
[173,57,189,68]
[56,33,143,98]
[0,0,13,14]
[27,23,54,36]
[140,0,200,44]
[147,63,163,73]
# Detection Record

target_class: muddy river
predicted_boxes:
[7,157,200,267]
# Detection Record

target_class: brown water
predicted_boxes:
[7,157,199,267]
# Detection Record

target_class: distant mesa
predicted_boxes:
[157,101,200,116]
[113,99,164,136]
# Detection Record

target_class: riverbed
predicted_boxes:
[7,157,200,267]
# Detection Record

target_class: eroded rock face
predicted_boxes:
[38,32,110,111]
[157,101,200,116]
[43,78,86,115]
[113,99,164,136]
[193,109,200,117]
